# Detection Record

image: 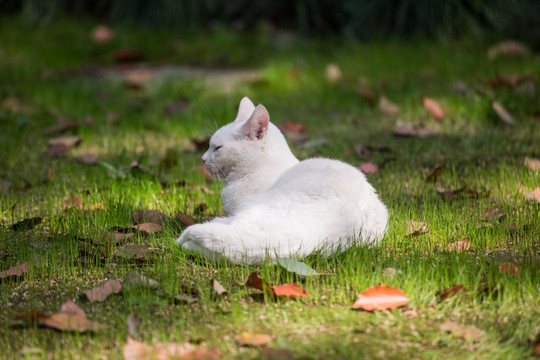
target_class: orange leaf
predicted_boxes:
[352,284,409,311]
[499,263,520,276]
[271,283,308,298]
[237,332,272,347]
[423,97,444,120]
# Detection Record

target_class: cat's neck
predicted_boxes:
[221,128,299,215]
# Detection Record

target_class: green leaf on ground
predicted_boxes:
[277,257,317,276]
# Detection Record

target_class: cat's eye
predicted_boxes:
[214,145,223,151]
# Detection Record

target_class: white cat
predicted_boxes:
[177,97,388,264]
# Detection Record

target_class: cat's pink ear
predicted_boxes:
[235,97,256,122]
[242,104,269,140]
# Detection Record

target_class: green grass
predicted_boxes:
[1,16,539,359]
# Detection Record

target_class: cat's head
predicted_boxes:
[201,97,284,179]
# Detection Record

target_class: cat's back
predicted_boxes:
[272,157,374,196]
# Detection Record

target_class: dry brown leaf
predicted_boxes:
[423,97,444,120]
[483,208,505,221]
[352,284,409,311]
[132,210,166,225]
[131,223,162,234]
[85,280,123,302]
[447,239,471,253]
[43,313,106,332]
[123,336,218,360]
[0,261,30,279]
[59,299,86,318]
[492,101,515,125]
[127,314,142,339]
[240,272,270,292]
[379,96,399,115]
[46,136,82,156]
[499,262,520,276]
[359,162,378,175]
[174,294,199,304]
[237,332,272,347]
[406,221,429,238]
[426,163,445,183]
[393,124,434,137]
[210,279,227,296]
[525,157,540,172]
[436,285,469,302]
[177,212,196,227]
[440,321,485,342]
[325,63,342,82]
[487,40,530,59]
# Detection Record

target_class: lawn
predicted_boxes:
[0,16,539,360]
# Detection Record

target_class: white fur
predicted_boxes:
[177,97,388,264]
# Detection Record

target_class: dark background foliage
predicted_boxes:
[1,0,539,47]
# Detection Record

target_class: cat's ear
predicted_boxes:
[235,97,256,122]
[242,104,269,140]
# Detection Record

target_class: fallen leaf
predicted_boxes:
[379,96,399,115]
[482,208,505,221]
[277,257,317,276]
[131,223,163,234]
[59,299,86,318]
[423,97,444,120]
[525,157,540,172]
[177,212,195,227]
[492,101,515,125]
[240,272,271,292]
[42,313,105,332]
[271,283,308,299]
[487,40,529,59]
[325,63,342,82]
[352,284,409,311]
[85,280,123,302]
[92,25,114,43]
[123,271,159,291]
[11,217,42,231]
[113,49,143,63]
[210,279,227,296]
[393,124,434,137]
[401,307,418,317]
[436,285,469,302]
[359,162,378,175]
[499,262,520,276]
[524,187,540,203]
[440,321,485,341]
[487,73,536,88]
[437,187,486,201]
[115,244,152,261]
[46,136,82,156]
[0,261,30,279]
[78,154,99,165]
[127,314,142,339]
[237,332,272,347]
[426,163,445,183]
[406,221,429,238]
[447,239,471,253]
[132,210,166,225]
[123,336,219,360]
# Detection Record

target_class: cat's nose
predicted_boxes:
[201,155,207,163]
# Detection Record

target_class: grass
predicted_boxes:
[1,15,539,359]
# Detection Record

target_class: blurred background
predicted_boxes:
[2,0,539,47]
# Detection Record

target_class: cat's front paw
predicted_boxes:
[177,225,221,261]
